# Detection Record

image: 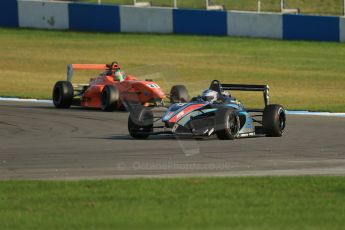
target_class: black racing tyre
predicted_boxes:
[128,108,153,139]
[52,81,74,108]
[170,85,189,104]
[101,85,119,112]
[215,108,240,140]
[263,104,286,137]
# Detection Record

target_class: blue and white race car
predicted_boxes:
[128,80,286,140]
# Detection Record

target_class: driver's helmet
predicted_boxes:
[114,69,126,82]
[201,89,218,103]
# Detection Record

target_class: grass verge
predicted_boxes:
[0,28,345,111]
[0,177,345,229]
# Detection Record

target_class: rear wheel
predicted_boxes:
[101,85,119,111]
[170,85,189,104]
[128,108,153,139]
[216,108,240,140]
[263,104,286,137]
[52,81,74,108]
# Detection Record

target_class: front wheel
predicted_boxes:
[128,108,153,139]
[263,104,286,137]
[215,108,240,140]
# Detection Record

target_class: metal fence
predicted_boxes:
[82,0,345,16]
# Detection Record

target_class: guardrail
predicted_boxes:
[85,0,345,16]
[1,0,345,43]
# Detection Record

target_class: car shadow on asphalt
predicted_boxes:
[93,135,265,141]
[76,135,212,141]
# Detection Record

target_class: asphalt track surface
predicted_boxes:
[1,101,345,180]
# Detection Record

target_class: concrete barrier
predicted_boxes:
[228,11,282,39]
[69,3,120,33]
[2,1,345,43]
[18,0,69,29]
[0,0,18,27]
[120,6,173,33]
[340,17,345,42]
[173,9,227,36]
[283,14,339,42]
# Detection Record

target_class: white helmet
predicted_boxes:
[201,89,218,103]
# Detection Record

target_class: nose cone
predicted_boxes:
[144,82,166,99]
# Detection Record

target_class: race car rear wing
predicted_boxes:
[210,80,270,106]
[67,64,108,82]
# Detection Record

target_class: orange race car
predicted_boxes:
[52,61,188,111]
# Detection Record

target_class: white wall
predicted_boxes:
[18,0,69,30]
[228,11,283,39]
[340,17,345,42]
[120,6,173,33]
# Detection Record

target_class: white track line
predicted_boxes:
[0,97,344,117]
[286,110,345,117]
[0,97,52,104]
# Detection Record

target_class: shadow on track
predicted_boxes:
[82,134,266,141]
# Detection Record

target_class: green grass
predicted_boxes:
[1,28,345,112]
[73,0,344,16]
[0,177,345,229]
